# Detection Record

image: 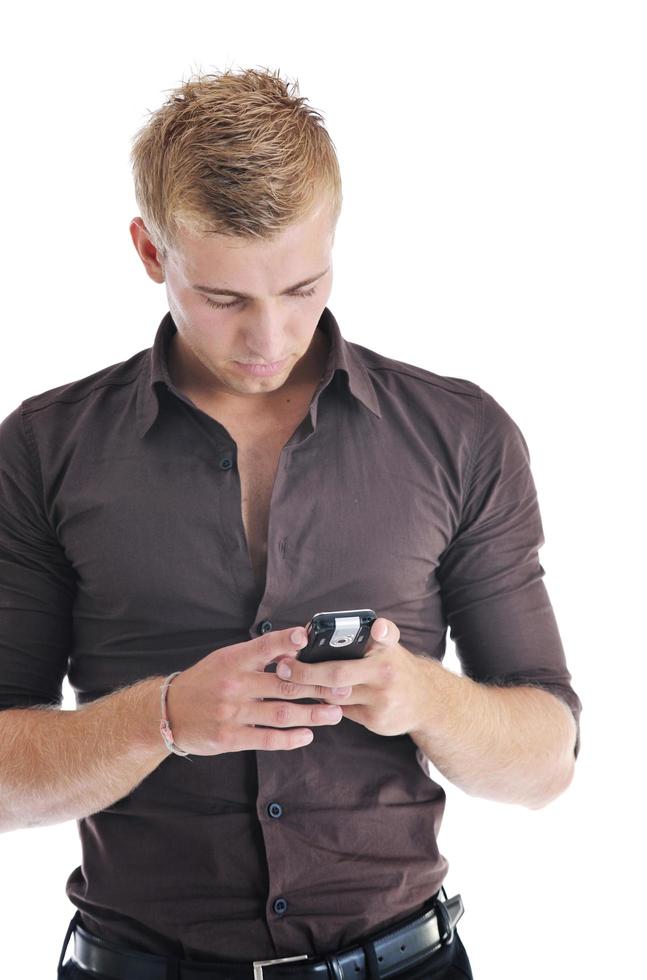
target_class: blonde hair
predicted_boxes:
[129,65,343,260]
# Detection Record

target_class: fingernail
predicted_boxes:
[377,623,388,639]
[277,661,292,679]
[291,629,306,645]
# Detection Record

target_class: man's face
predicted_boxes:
[131,204,335,406]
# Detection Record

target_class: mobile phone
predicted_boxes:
[296,609,376,664]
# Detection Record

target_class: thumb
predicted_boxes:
[370,618,399,645]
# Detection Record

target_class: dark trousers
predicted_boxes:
[57,916,474,980]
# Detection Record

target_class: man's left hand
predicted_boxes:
[275,617,434,737]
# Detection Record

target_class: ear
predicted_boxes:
[129,218,166,284]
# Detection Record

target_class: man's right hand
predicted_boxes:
[163,627,351,756]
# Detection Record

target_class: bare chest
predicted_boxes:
[237,437,283,568]
[186,385,320,595]
[230,416,308,593]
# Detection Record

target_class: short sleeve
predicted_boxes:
[436,388,582,759]
[0,404,76,711]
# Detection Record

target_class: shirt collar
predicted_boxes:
[135,306,381,439]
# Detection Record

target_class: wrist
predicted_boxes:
[409,656,459,740]
[159,671,192,759]
[131,676,174,758]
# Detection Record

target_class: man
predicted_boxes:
[0,68,581,980]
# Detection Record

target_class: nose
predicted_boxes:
[240,308,289,363]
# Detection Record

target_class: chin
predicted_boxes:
[226,371,288,394]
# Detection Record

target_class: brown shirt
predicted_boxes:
[0,307,582,961]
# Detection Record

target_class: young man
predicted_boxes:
[0,68,581,980]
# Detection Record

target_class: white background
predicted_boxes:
[0,2,644,977]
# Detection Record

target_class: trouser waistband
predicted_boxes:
[59,889,464,980]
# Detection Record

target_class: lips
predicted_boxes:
[234,358,288,376]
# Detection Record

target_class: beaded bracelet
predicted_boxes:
[159,671,193,761]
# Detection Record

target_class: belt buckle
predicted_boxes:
[252,954,309,979]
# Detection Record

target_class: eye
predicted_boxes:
[203,285,318,311]
[203,297,239,310]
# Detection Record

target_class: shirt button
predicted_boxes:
[259,620,273,633]
[267,802,283,819]
[273,897,288,915]
[219,456,233,470]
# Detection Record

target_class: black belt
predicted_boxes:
[60,890,464,980]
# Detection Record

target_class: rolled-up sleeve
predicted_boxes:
[0,404,75,711]
[436,388,582,759]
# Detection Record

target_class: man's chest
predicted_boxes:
[233,428,293,588]
[55,393,457,700]
[214,396,314,545]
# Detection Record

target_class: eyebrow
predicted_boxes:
[192,266,330,298]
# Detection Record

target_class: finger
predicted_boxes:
[248,671,352,703]
[233,725,316,752]
[240,699,344,728]
[244,626,308,670]
[274,654,367,691]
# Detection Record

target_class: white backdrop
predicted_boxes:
[0,2,644,978]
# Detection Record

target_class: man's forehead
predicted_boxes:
[169,226,331,294]
[171,222,245,260]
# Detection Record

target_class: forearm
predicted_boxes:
[0,676,170,833]
[409,657,577,809]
